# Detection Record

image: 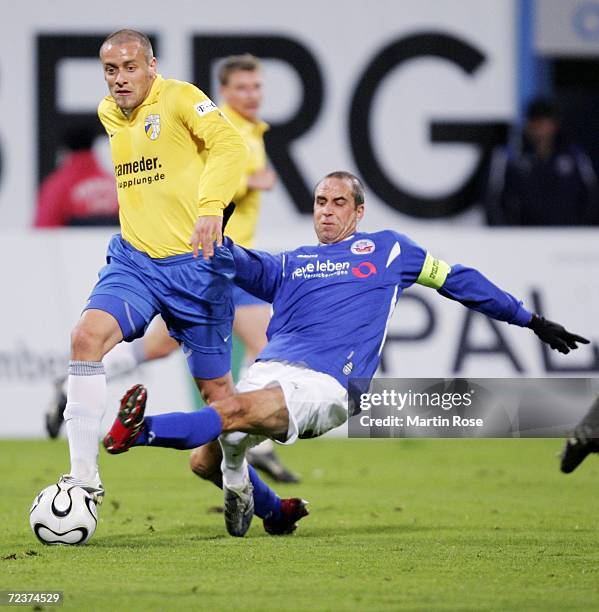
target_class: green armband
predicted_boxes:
[416,252,450,289]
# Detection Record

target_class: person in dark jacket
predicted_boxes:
[485,98,599,226]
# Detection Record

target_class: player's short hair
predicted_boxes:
[100,29,154,64]
[218,54,261,85]
[316,171,366,208]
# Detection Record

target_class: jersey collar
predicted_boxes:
[137,74,164,108]
[318,234,357,246]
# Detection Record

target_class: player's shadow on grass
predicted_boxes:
[258,523,450,539]
[89,522,425,547]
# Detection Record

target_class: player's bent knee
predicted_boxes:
[70,324,106,360]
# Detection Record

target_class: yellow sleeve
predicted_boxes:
[174,84,248,216]
[232,174,250,203]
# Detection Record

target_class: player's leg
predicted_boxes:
[105,361,349,450]
[219,432,308,536]
[104,361,350,451]
[61,308,123,500]
[233,298,300,483]
[561,394,599,473]
[62,235,158,501]
[189,435,286,536]
[192,366,266,537]
[190,359,294,535]
[106,384,287,449]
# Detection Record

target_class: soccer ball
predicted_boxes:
[29,483,98,545]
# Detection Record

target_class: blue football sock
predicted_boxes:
[248,465,281,520]
[133,408,222,449]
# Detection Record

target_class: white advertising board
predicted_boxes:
[1,228,597,437]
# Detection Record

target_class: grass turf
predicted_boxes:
[1,438,599,611]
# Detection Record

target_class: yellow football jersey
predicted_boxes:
[221,104,269,249]
[98,75,248,258]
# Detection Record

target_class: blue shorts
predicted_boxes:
[85,234,235,379]
[232,284,267,308]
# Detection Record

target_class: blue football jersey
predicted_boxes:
[226,231,531,387]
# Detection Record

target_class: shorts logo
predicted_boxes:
[351,261,377,278]
[351,239,375,255]
[343,361,354,375]
[144,114,161,140]
[194,100,218,117]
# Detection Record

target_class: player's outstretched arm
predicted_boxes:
[526,314,589,354]
[393,237,590,356]
[435,264,589,354]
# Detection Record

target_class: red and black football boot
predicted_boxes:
[263,498,309,535]
[103,384,147,454]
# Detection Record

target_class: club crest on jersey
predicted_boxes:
[350,239,375,255]
[144,114,161,140]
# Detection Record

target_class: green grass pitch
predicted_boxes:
[2,438,599,611]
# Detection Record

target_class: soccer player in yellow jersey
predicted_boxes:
[57,29,249,502]
[45,50,298,484]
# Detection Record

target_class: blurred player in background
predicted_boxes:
[103,171,589,537]
[56,28,249,503]
[45,53,299,483]
[34,123,119,227]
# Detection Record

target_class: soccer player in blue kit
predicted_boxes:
[104,171,589,537]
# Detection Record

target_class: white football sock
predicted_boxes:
[64,361,106,481]
[220,431,252,487]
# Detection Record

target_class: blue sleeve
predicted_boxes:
[224,237,283,303]
[438,264,533,326]
[398,234,428,287]
[384,232,428,288]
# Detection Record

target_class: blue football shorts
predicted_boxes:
[85,234,235,379]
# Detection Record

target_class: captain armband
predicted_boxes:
[416,252,451,289]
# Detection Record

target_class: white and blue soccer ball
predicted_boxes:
[29,483,97,545]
